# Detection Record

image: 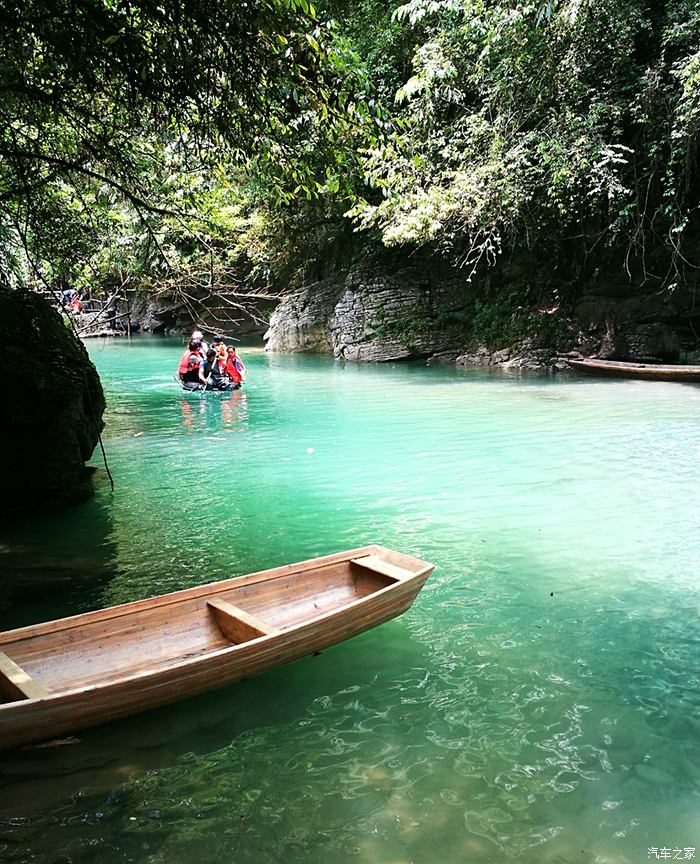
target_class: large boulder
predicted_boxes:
[0,287,106,515]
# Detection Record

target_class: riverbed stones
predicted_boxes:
[0,287,106,515]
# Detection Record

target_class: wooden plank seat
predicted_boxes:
[0,651,49,702]
[207,597,280,644]
[351,554,412,582]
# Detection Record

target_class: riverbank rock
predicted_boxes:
[74,288,273,339]
[0,287,106,515]
[264,256,700,366]
[454,345,574,373]
[265,267,471,362]
[122,290,272,337]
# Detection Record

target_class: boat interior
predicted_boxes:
[0,552,421,704]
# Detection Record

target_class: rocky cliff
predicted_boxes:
[264,260,700,369]
[0,287,106,515]
[265,267,473,362]
[123,290,271,337]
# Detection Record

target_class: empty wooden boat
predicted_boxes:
[566,357,700,382]
[0,546,433,750]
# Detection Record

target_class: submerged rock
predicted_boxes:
[0,287,106,515]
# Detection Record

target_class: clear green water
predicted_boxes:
[1,336,699,864]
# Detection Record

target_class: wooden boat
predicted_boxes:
[566,357,700,383]
[0,546,433,750]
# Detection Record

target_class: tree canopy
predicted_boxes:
[1,0,698,316]
[0,0,379,297]
[349,0,700,287]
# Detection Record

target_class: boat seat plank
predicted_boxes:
[0,651,49,701]
[351,555,412,582]
[207,598,280,644]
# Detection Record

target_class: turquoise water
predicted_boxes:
[1,335,700,863]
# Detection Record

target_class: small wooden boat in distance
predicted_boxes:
[566,357,700,383]
[0,546,433,750]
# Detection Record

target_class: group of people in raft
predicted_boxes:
[177,330,247,391]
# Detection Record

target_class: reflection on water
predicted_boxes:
[1,336,700,863]
[179,390,250,435]
[0,495,119,630]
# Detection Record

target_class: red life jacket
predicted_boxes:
[225,357,242,383]
[178,350,202,376]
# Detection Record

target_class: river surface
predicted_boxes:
[1,336,699,864]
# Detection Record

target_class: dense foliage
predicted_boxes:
[1,0,698,320]
[0,0,380,300]
[349,0,700,289]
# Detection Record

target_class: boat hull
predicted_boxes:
[566,358,700,382]
[0,546,432,750]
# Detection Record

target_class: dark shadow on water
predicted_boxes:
[0,496,120,631]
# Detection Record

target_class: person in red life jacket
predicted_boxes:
[69,296,83,313]
[224,346,246,386]
[178,339,207,390]
[177,339,202,376]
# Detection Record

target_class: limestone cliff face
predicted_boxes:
[0,287,106,515]
[265,267,473,362]
[124,291,271,337]
[264,261,700,367]
[77,289,272,338]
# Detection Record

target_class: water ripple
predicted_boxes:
[1,340,699,862]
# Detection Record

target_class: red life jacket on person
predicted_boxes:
[178,350,202,377]
[225,357,242,383]
[178,349,191,376]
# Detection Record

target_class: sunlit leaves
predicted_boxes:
[349,0,700,276]
[393,0,462,26]
[0,0,382,286]
[395,41,458,105]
